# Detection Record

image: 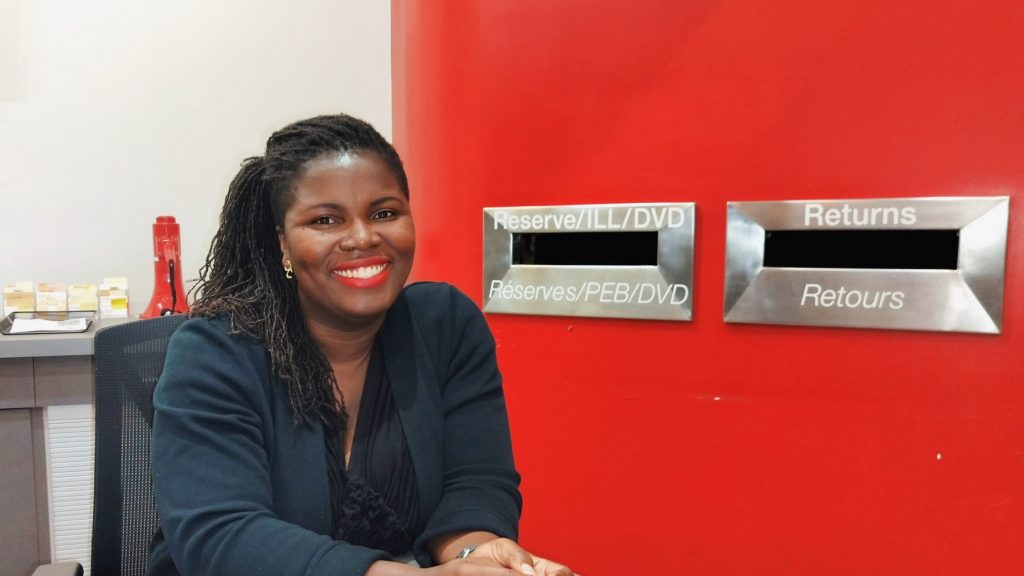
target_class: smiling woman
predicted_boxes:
[147,114,576,576]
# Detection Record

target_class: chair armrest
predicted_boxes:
[32,561,84,576]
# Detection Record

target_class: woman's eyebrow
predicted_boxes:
[299,202,345,212]
[370,195,406,207]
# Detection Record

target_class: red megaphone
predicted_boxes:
[141,215,189,318]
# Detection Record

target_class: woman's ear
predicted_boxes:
[277,226,288,261]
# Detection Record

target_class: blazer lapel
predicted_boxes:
[381,293,444,525]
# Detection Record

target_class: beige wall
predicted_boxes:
[0,0,392,313]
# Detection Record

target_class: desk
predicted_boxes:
[0,319,130,576]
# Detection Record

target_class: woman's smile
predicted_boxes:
[332,257,392,288]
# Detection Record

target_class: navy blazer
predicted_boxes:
[149,282,521,576]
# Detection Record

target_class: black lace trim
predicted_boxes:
[322,341,419,556]
[334,475,412,554]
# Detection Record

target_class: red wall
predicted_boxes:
[392,2,1023,574]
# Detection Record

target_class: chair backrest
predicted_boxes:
[90,315,187,576]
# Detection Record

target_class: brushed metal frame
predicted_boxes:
[484,203,695,321]
[724,196,1009,333]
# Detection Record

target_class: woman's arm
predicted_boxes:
[409,286,576,575]
[409,286,523,564]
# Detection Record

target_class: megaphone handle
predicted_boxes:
[168,259,177,313]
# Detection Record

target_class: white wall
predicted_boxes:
[0,0,392,313]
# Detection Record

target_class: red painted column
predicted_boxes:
[393,2,1024,574]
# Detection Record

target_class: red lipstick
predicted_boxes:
[332,257,391,289]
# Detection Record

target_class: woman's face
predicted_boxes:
[278,151,415,330]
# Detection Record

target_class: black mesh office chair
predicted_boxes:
[34,315,187,576]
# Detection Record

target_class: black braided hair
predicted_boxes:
[190,113,409,425]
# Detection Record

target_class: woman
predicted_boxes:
[149,114,575,576]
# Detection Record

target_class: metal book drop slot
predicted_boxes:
[484,203,695,321]
[763,229,960,270]
[724,196,1009,333]
[512,231,659,266]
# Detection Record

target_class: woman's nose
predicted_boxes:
[340,219,379,250]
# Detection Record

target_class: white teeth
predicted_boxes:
[334,263,387,279]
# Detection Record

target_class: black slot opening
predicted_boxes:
[512,232,658,266]
[763,229,959,269]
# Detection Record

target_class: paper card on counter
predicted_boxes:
[68,284,99,311]
[36,282,68,312]
[8,317,89,334]
[4,282,35,315]
[99,277,129,318]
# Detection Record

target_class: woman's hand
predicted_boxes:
[528,556,576,576]
[421,558,528,576]
[468,538,576,576]
[424,532,576,576]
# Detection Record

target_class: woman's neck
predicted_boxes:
[304,314,384,366]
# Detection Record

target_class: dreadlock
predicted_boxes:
[190,114,409,426]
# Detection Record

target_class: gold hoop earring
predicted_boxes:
[284,260,294,279]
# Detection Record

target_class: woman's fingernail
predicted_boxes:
[520,563,537,576]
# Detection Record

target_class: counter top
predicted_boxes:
[0,318,134,359]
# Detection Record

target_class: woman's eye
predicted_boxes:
[312,215,337,225]
[372,209,397,220]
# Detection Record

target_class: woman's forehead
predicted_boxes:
[310,150,362,169]
[288,153,402,205]
[295,150,389,181]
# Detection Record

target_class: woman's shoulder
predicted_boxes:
[173,313,236,339]
[402,280,457,299]
[159,314,276,403]
[401,281,481,320]
[169,314,268,361]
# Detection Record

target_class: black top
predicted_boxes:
[149,282,522,576]
[326,339,421,555]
